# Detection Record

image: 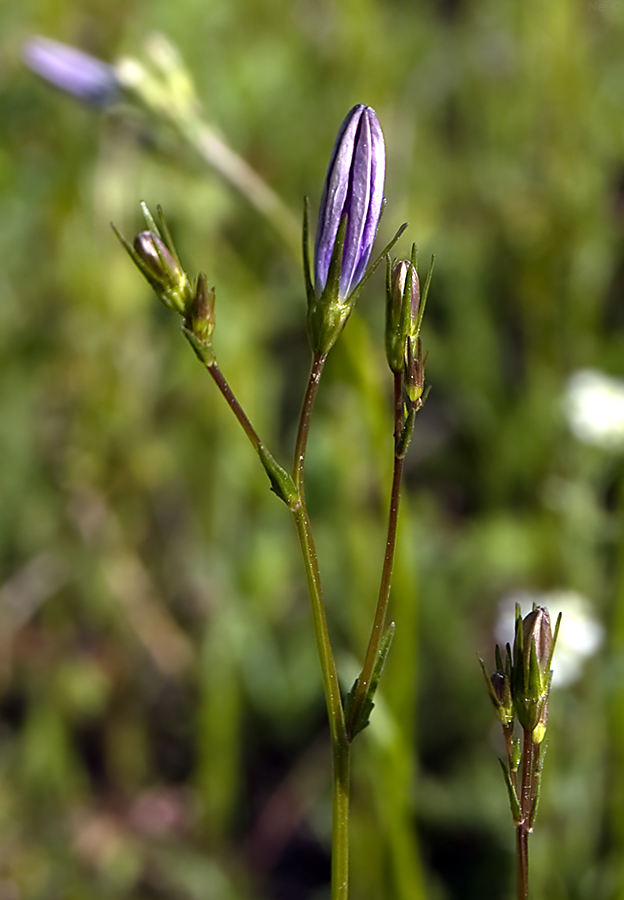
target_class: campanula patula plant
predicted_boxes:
[113,102,431,900]
[24,30,573,900]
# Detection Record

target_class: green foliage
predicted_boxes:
[2,0,624,898]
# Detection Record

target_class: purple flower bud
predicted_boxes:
[133,231,179,283]
[23,37,119,107]
[131,230,192,314]
[314,105,385,299]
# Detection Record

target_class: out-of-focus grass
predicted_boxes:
[1,0,624,898]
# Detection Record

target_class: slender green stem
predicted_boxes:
[188,345,351,900]
[204,349,350,897]
[332,735,351,900]
[347,374,404,738]
[291,353,350,900]
[290,506,345,745]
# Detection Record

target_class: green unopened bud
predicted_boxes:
[392,260,420,324]
[186,273,215,346]
[113,203,194,316]
[523,607,552,682]
[405,335,425,405]
[491,671,514,724]
[512,605,559,735]
[480,652,514,726]
[386,259,419,374]
[133,230,191,313]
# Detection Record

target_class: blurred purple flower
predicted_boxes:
[23,37,119,106]
[314,104,385,299]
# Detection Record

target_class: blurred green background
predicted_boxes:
[1,0,624,897]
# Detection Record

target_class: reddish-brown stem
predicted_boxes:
[208,362,263,451]
[516,727,535,900]
[516,824,529,900]
[293,354,326,491]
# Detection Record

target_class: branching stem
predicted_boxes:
[291,353,350,900]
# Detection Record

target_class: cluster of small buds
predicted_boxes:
[484,605,559,743]
[482,604,561,832]
[385,248,433,456]
[113,203,216,362]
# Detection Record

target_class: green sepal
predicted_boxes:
[511,738,522,773]
[139,202,160,236]
[306,220,409,360]
[479,655,494,695]
[547,612,562,673]
[399,246,417,337]
[411,255,435,341]
[345,622,395,740]
[151,204,185,271]
[479,654,513,726]
[498,759,522,825]
[529,635,543,696]
[112,222,164,296]
[186,273,216,347]
[258,445,299,508]
[385,254,404,375]
[306,216,351,358]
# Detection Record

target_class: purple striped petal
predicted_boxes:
[314,105,385,299]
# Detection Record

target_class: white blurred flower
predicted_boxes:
[565,369,624,449]
[495,590,603,688]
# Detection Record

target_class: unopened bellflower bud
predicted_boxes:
[134,231,178,280]
[23,37,120,106]
[187,273,216,348]
[479,646,514,727]
[391,261,420,324]
[113,204,194,317]
[306,105,385,358]
[512,605,559,740]
[522,607,553,689]
[132,230,192,314]
[314,104,385,300]
[386,259,420,375]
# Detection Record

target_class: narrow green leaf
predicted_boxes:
[346,623,395,738]
[498,759,522,824]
